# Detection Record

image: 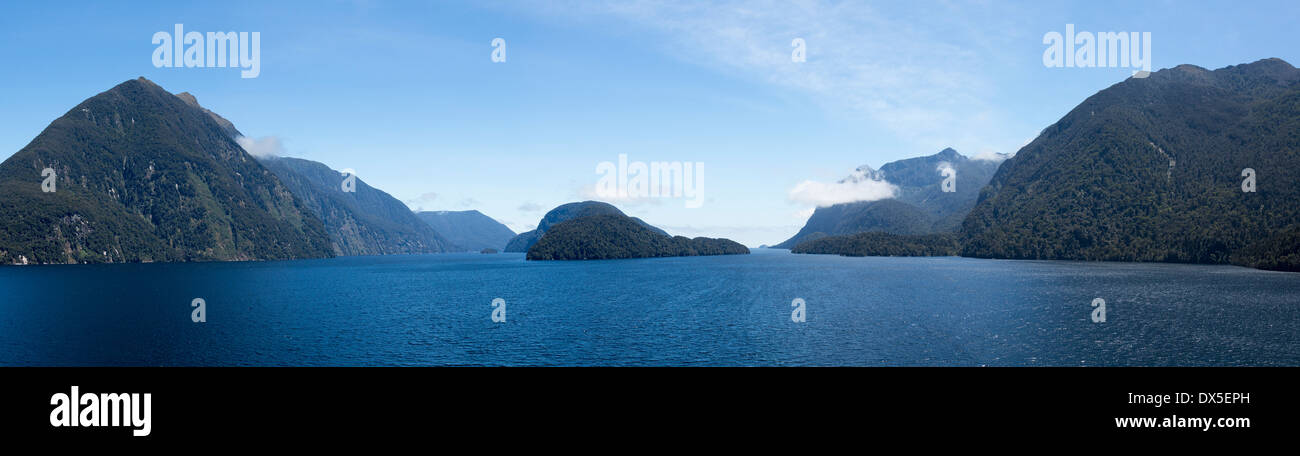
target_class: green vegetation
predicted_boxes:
[962,59,1300,271]
[792,232,961,257]
[506,201,666,252]
[795,59,1300,272]
[0,78,334,264]
[527,214,749,260]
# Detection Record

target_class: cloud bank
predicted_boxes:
[235,136,284,158]
[788,176,896,207]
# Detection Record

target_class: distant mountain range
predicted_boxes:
[6,56,1298,271]
[176,89,455,256]
[800,58,1300,272]
[259,156,454,255]
[776,148,1003,248]
[414,210,515,252]
[0,78,333,264]
[504,201,667,253]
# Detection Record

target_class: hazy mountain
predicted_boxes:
[962,58,1300,271]
[173,89,454,256]
[259,157,454,256]
[527,214,749,260]
[776,148,1004,248]
[504,201,667,253]
[414,210,515,252]
[0,78,333,264]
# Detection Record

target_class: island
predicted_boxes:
[526,213,749,260]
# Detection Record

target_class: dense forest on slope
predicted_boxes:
[792,232,961,257]
[961,58,1300,270]
[526,214,749,260]
[259,157,454,255]
[505,201,666,252]
[415,210,515,252]
[794,59,1300,272]
[0,78,333,264]
[776,148,1002,248]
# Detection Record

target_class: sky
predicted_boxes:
[1,0,1296,246]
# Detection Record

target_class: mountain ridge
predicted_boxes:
[414,209,515,252]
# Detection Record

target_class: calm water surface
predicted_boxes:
[1,249,1297,366]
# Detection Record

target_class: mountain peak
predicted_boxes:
[934,147,962,160]
[175,91,200,108]
[133,76,161,88]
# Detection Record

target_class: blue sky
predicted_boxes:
[1,0,1296,246]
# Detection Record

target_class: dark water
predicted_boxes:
[1,249,1298,366]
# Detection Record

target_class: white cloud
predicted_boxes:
[516,0,1026,153]
[970,147,1011,162]
[404,192,439,211]
[788,177,896,207]
[936,161,955,175]
[235,136,284,158]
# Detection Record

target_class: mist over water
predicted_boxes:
[2,251,1297,366]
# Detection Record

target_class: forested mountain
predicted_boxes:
[504,201,667,252]
[526,214,749,260]
[776,148,1003,248]
[792,232,961,257]
[796,59,1300,272]
[259,157,454,256]
[0,78,333,264]
[414,210,515,252]
[962,58,1300,271]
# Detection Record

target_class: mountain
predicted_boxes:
[170,93,456,256]
[962,58,1300,271]
[526,214,749,260]
[414,210,515,252]
[504,201,668,252]
[175,91,242,139]
[776,148,1004,248]
[0,78,334,264]
[792,232,961,257]
[258,157,454,256]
